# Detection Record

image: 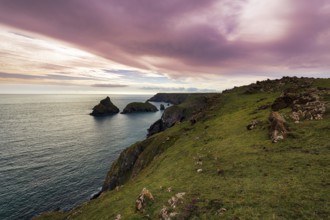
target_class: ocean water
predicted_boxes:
[0,94,164,220]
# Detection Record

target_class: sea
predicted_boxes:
[0,94,165,220]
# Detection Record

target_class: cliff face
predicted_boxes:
[36,77,330,220]
[90,96,119,116]
[121,102,158,114]
[147,94,217,137]
[102,140,150,191]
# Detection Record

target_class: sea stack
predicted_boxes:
[121,102,158,114]
[90,96,119,116]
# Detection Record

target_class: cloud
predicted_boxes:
[91,83,128,88]
[0,72,40,80]
[0,71,100,82]
[141,86,217,93]
[0,0,329,79]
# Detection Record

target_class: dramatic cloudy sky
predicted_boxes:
[0,0,329,94]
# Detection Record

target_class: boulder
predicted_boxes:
[271,93,298,111]
[269,112,287,143]
[246,120,259,130]
[121,102,158,114]
[135,188,154,213]
[160,104,165,111]
[90,96,119,116]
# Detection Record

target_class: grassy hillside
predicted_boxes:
[35,78,330,220]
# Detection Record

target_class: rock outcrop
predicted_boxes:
[135,188,154,213]
[271,87,328,122]
[244,76,313,94]
[90,96,119,116]
[147,106,185,137]
[269,112,287,143]
[121,102,158,114]
[102,140,148,191]
[160,104,165,111]
[290,89,327,122]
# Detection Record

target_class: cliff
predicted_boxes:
[147,94,217,137]
[35,77,330,220]
[90,96,119,116]
[121,102,158,114]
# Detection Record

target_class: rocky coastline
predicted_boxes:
[35,77,330,220]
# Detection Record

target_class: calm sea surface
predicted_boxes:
[0,94,164,220]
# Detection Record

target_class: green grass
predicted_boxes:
[35,78,330,220]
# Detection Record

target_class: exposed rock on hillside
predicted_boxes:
[269,112,287,143]
[290,89,327,122]
[90,96,119,116]
[244,76,313,94]
[247,120,259,130]
[271,87,328,122]
[135,188,154,213]
[121,102,158,114]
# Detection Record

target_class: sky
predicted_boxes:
[0,0,329,94]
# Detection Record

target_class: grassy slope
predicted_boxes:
[36,79,330,220]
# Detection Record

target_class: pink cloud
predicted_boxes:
[0,0,329,78]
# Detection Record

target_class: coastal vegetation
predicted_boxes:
[36,77,330,220]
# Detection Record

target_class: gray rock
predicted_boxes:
[90,96,119,116]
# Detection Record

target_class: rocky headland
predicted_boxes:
[147,93,191,105]
[121,102,158,114]
[36,77,330,220]
[90,96,119,116]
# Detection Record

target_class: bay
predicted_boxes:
[0,94,163,220]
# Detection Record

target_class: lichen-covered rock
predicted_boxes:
[269,112,287,143]
[90,96,119,116]
[159,206,171,220]
[290,90,326,122]
[121,102,158,114]
[135,188,154,213]
[159,192,186,220]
